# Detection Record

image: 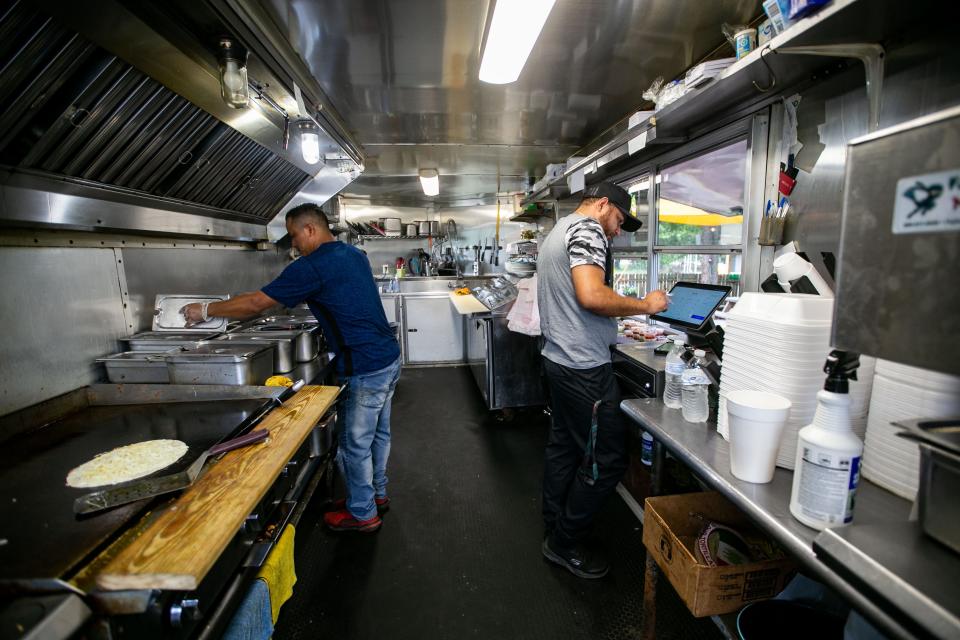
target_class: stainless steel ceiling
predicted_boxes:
[263,0,759,204]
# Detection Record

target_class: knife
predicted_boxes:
[73,429,270,515]
[73,381,305,515]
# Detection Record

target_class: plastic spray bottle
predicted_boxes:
[789,350,863,530]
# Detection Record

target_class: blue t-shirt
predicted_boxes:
[261,242,399,376]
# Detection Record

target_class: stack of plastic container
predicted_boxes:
[717,293,834,469]
[861,359,960,499]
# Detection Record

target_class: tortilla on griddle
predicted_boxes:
[66,439,189,488]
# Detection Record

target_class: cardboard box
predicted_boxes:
[642,492,796,617]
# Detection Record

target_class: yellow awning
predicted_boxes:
[658,199,743,226]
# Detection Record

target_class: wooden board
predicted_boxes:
[95,385,340,591]
[448,291,489,315]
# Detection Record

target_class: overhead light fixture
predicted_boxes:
[216,38,249,109]
[298,120,321,165]
[419,169,439,196]
[479,0,556,84]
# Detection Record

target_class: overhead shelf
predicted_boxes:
[521,0,933,206]
[358,235,446,241]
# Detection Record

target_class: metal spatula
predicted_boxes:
[73,429,270,515]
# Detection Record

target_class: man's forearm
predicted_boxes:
[207,292,276,319]
[584,287,659,317]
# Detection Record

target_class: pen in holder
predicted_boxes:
[759,215,786,245]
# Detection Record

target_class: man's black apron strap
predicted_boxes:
[315,304,353,377]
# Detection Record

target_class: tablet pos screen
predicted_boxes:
[650,282,730,330]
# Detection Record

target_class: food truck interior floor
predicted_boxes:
[274,367,722,640]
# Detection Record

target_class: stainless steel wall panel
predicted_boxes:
[784,36,960,265]
[0,247,128,416]
[0,240,290,417]
[833,108,960,375]
[121,247,289,333]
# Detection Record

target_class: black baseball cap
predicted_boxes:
[582,182,642,232]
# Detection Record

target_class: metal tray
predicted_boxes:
[213,334,296,373]
[96,351,177,383]
[122,331,222,351]
[152,294,230,333]
[165,344,275,385]
[232,326,318,362]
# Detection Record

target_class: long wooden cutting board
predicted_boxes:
[95,385,340,591]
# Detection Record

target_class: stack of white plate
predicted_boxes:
[861,359,960,500]
[717,293,834,469]
[849,355,876,440]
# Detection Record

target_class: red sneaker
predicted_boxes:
[330,496,390,514]
[323,509,382,533]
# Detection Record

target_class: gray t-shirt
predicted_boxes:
[537,213,616,369]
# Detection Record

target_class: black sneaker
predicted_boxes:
[541,536,610,579]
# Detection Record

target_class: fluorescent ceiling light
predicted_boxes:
[419,169,439,196]
[479,0,556,84]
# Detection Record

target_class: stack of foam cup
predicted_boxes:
[718,292,834,469]
[725,390,792,483]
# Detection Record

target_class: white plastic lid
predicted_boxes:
[694,349,706,357]
[673,337,685,344]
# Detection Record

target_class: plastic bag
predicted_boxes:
[506,274,540,336]
[721,23,750,47]
[642,76,665,105]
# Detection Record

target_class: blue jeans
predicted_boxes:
[335,356,402,520]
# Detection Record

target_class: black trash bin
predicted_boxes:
[737,600,846,640]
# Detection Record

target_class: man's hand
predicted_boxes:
[643,290,669,314]
[180,303,207,328]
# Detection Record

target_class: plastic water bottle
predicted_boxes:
[663,338,687,409]
[640,431,654,466]
[681,349,710,423]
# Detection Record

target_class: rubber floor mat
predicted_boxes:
[273,367,723,640]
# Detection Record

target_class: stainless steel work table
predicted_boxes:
[620,397,958,640]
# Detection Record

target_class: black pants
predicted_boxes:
[542,358,628,549]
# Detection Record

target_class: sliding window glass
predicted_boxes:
[655,139,747,296]
[612,173,651,296]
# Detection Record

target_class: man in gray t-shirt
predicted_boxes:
[537,182,668,579]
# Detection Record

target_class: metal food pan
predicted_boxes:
[96,351,172,383]
[918,443,960,554]
[152,294,230,332]
[165,344,275,385]
[122,331,222,351]
[213,334,296,373]
[233,327,318,362]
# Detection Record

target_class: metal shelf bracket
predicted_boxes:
[777,43,885,132]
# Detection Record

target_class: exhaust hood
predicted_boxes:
[0,0,363,240]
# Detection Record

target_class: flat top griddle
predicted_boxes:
[0,399,265,586]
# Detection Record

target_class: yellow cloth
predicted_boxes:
[257,524,297,624]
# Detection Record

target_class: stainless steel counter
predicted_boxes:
[619,397,948,640]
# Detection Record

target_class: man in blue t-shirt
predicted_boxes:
[181,203,401,533]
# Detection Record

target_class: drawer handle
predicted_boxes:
[407,328,418,332]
